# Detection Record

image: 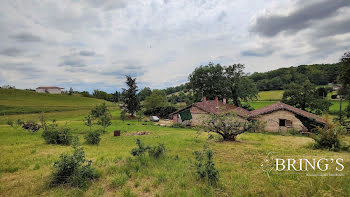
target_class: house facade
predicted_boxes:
[248,102,325,132]
[170,97,249,126]
[36,87,64,94]
[170,98,325,133]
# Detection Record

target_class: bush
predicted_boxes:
[130,139,166,158]
[42,124,73,145]
[311,124,348,152]
[130,139,149,156]
[22,121,41,132]
[170,123,185,128]
[7,120,14,127]
[193,146,219,186]
[84,130,101,145]
[50,142,99,188]
[148,143,166,158]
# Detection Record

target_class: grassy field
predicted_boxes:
[0,89,350,196]
[0,109,350,196]
[257,90,284,101]
[0,89,111,115]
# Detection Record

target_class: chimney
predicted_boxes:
[223,98,226,104]
[202,96,207,103]
[215,96,218,105]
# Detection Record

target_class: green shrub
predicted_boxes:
[84,130,101,145]
[311,124,348,152]
[22,121,41,132]
[42,124,73,145]
[50,143,99,188]
[193,146,219,186]
[130,139,149,156]
[7,120,14,127]
[170,123,185,128]
[130,139,166,158]
[148,143,166,158]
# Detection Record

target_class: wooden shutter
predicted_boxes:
[286,120,292,127]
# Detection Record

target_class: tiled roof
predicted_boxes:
[170,100,250,117]
[36,87,64,89]
[248,102,325,124]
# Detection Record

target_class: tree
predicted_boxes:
[204,112,254,141]
[138,87,152,101]
[188,63,258,106]
[282,81,331,114]
[91,103,108,118]
[339,51,350,117]
[188,63,226,101]
[90,103,112,131]
[92,89,108,100]
[84,114,93,131]
[97,113,112,132]
[143,90,168,111]
[69,87,74,95]
[111,91,120,103]
[136,110,144,122]
[339,51,350,86]
[122,76,140,117]
[120,110,126,121]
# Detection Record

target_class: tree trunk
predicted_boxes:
[223,134,237,141]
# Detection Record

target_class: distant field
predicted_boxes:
[0,88,112,115]
[257,90,284,101]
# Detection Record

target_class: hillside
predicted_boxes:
[0,88,111,115]
[249,63,340,91]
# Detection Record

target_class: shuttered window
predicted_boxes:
[286,120,292,127]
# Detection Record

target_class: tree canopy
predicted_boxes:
[282,81,331,115]
[143,89,168,111]
[188,63,258,106]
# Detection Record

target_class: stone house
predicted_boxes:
[170,97,250,126]
[248,102,326,132]
[170,98,325,132]
[36,87,64,94]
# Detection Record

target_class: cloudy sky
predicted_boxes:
[1,0,349,92]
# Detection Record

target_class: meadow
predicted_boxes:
[0,89,350,196]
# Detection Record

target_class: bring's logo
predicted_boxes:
[261,152,345,177]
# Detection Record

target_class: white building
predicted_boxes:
[36,87,64,94]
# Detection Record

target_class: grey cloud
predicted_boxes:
[0,47,22,56]
[79,50,96,56]
[123,65,143,70]
[313,18,350,37]
[86,0,127,10]
[11,32,42,42]
[252,0,350,37]
[241,47,274,57]
[58,56,86,67]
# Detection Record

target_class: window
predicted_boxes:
[279,119,292,127]
[279,119,286,126]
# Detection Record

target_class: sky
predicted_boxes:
[0,0,349,93]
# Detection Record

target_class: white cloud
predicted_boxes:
[0,0,349,92]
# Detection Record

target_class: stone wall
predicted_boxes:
[256,110,305,132]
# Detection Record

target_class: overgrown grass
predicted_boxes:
[0,109,350,196]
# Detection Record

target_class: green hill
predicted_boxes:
[0,88,110,115]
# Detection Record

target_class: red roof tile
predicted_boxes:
[248,102,325,124]
[171,99,249,117]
